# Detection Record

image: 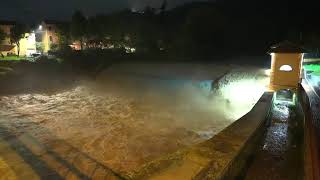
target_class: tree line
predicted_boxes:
[56,0,320,57]
[57,2,229,57]
[3,0,320,58]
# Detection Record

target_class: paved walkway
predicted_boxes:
[244,101,304,180]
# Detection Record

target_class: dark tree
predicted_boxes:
[0,28,6,41]
[10,24,28,56]
[0,28,6,57]
[86,15,110,48]
[71,10,87,50]
[160,0,167,14]
[182,7,226,56]
[143,6,156,16]
[304,31,320,56]
[56,23,71,49]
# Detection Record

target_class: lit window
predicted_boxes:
[279,65,293,72]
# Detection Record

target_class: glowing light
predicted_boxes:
[304,64,320,72]
[274,92,296,105]
[124,46,136,53]
[219,76,268,119]
[264,69,271,76]
[221,80,265,104]
[38,25,42,30]
[279,65,293,72]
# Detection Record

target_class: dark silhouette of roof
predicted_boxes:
[268,41,306,53]
[0,20,16,26]
[0,45,15,52]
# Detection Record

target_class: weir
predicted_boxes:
[129,82,318,179]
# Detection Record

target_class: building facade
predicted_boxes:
[0,21,16,56]
[38,20,83,52]
[36,20,60,53]
[1,19,81,57]
[0,20,36,57]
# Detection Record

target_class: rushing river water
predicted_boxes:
[0,64,268,176]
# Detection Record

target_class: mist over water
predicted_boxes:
[91,63,269,136]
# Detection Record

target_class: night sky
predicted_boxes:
[0,0,208,22]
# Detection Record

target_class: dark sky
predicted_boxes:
[0,0,208,22]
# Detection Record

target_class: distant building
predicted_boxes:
[0,20,36,57]
[0,20,16,56]
[69,41,81,51]
[20,33,37,57]
[36,20,82,52]
[36,20,61,53]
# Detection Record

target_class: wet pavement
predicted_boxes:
[244,102,304,180]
